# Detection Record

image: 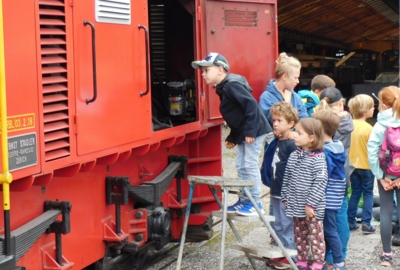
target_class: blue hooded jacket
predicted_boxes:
[324,140,347,210]
[298,90,320,116]
[259,79,309,125]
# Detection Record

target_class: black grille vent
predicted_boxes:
[224,10,258,27]
[38,0,70,161]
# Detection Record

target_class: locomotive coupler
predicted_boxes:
[168,156,188,203]
[106,177,129,234]
[44,200,72,266]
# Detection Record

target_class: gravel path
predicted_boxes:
[145,127,399,270]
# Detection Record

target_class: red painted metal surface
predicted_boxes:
[0,0,277,269]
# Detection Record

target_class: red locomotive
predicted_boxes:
[0,0,277,269]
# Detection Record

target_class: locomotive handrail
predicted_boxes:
[138,24,150,97]
[84,20,98,104]
[0,0,12,256]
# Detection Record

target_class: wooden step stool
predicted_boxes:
[176,176,298,270]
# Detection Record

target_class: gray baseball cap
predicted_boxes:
[192,52,230,72]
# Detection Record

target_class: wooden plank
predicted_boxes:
[335,51,356,67]
[230,243,297,259]
[212,211,275,222]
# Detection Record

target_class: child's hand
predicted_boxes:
[392,178,400,189]
[305,205,315,218]
[245,137,255,144]
[380,177,394,191]
[226,141,235,149]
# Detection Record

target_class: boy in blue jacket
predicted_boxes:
[312,110,347,270]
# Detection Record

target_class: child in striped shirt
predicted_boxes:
[281,118,328,270]
[312,110,347,270]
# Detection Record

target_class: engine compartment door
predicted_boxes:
[202,0,277,121]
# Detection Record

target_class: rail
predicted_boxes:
[0,0,13,256]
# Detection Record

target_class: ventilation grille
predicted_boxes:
[96,0,131,25]
[39,0,70,162]
[149,4,166,83]
[224,10,258,27]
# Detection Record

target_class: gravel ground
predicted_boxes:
[145,127,400,270]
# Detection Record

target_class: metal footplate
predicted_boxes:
[176,175,298,270]
[212,211,275,223]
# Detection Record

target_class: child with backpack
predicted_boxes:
[367,86,400,266]
[265,102,299,269]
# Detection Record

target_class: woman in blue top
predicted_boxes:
[259,52,308,125]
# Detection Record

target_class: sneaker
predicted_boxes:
[296,260,309,270]
[268,257,291,269]
[322,263,333,270]
[348,223,359,231]
[236,202,264,216]
[226,200,244,213]
[270,236,278,246]
[392,234,400,246]
[361,224,375,234]
[309,262,324,270]
[332,262,347,270]
[380,253,392,266]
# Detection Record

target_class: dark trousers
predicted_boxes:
[323,209,343,264]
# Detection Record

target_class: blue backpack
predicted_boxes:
[260,138,278,187]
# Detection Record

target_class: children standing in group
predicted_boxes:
[191,52,272,216]
[267,102,299,269]
[312,110,347,270]
[367,86,400,266]
[315,87,353,264]
[347,94,376,234]
[281,118,328,270]
[259,52,308,125]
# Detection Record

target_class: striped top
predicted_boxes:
[281,148,328,221]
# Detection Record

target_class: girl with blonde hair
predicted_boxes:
[259,52,308,125]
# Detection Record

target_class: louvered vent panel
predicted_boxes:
[96,0,131,25]
[39,0,70,162]
[149,4,166,83]
[224,10,258,27]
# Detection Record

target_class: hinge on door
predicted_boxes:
[69,0,74,7]
[196,5,201,21]
[74,115,78,135]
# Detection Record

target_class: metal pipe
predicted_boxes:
[0,0,13,256]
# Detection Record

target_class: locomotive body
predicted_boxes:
[0,0,277,269]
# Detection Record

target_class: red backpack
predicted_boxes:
[378,126,400,177]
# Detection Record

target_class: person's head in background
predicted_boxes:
[378,86,400,119]
[275,52,301,92]
[312,109,340,141]
[348,94,375,120]
[192,52,230,85]
[311,75,336,98]
[316,87,345,115]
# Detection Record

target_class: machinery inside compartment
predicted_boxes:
[148,0,197,131]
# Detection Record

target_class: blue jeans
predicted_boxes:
[347,169,374,226]
[236,134,266,204]
[271,197,295,250]
[324,209,343,264]
[326,197,349,263]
